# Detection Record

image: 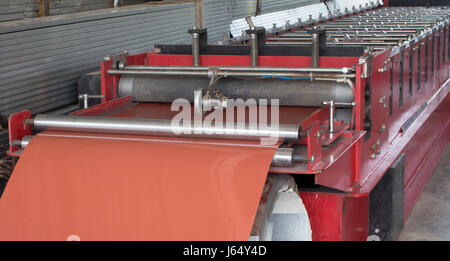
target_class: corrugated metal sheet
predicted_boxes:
[260,0,320,14]
[0,0,115,22]
[230,0,322,20]
[203,0,231,43]
[231,0,258,19]
[0,1,230,116]
[230,2,329,38]
[49,0,112,16]
[230,0,383,39]
[0,0,38,22]
[326,0,383,13]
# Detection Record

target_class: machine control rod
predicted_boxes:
[323,101,357,133]
[78,94,105,109]
[109,69,354,79]
[120,65,354,74]
[27,115,303,142]
[246,17,259,67]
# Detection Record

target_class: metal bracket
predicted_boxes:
[78,94,105,109]
[104,51,129,69]
[323,101,357,133]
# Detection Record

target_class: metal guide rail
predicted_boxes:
[266,7,450,51]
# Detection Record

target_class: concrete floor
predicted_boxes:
[398,146,450,241]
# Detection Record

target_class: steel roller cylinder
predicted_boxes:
[118,76,354,107]
[30,115,302,142]
[271,148,295,167]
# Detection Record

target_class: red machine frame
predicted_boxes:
[7,7,450,241]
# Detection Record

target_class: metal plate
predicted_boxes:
[0,131,278,240]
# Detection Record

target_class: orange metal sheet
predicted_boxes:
[0,131,278,240]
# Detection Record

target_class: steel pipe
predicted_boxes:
[311,33,319,67]
[109,69,354,79]
[192,32,200,67]
[122,65,354,74]
[30,115,303,142]
[250,33,259,67]
[266,41,397,46]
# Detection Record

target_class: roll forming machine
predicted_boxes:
[2,5,450,241]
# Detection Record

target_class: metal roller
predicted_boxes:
[118,76,354,107]
[29,114,302,142]
[12,134,299,167]
[271,148,295,167]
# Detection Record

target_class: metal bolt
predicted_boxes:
[376,139,381,146]
[379,124,386,133]
[316,131,321,138]
[369,153,377,160]
[378,67,387,73]
[310,155,316,162]
[378,95,386,104]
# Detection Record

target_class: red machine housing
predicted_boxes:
[6,7,450,241]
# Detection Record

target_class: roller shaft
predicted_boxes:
[31,115,302,142]
[271,148,295,167]
[118,76,354,107]
[117,65,353,74]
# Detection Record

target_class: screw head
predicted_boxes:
[316,131,321,138]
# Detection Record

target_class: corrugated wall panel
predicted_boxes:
[231,0,258,19]
[203,0,231,42]
[0,0,38,22]
[231,0,322,19]
[0,0,150,22]
[230,2,329,38]
[261,0,320,14]
[0,1,230,116]
[49,0,112,16]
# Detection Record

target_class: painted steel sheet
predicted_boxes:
[0,131,277,240]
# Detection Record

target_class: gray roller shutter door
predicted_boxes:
[0,1,230,116]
